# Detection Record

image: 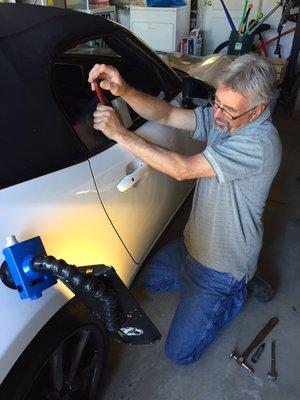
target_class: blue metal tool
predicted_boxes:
[220,0,237,32]
[1,236,162,344]
[2,236,57,300]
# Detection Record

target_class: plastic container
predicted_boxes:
[227,31,254,56]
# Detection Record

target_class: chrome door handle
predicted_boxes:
[117,162,149,192]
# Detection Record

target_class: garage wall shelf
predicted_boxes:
[67,0,116,19]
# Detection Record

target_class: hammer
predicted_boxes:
[230,316,279,373]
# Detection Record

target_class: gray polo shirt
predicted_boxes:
[184,106,282,281]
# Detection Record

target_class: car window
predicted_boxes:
[66,39,121,58]
[52,35,169,157]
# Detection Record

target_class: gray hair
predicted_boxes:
[218,54,277,106]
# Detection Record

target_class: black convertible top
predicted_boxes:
[0,3,86,37]
[0,4,112,189]
[0,4,180,190]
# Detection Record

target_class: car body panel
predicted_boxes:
[91,99,200,263]
[0,161,136,278]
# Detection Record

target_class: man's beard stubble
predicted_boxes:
[214,117,230,133]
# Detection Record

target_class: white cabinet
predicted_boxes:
[130,6,190,53]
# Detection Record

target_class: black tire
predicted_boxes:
[213,40,258,55]
[0,299,108,400]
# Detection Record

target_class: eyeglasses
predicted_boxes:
[208,96,257,120]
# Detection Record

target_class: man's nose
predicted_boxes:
[214,107,223,119]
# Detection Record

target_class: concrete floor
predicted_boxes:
[100,106,300,400]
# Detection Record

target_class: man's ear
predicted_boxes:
[251,103,266,120]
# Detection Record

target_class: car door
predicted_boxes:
[55,33,201,264]
[90,116,196,264]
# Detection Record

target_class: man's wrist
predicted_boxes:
[117,127,130,143]
[121,83,134,100]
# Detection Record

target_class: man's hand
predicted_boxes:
[88,64,128,97]
[93,104,125,141]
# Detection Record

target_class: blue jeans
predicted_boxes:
[140,238,247,365]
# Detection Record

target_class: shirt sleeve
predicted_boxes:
[202,135,263,183]
[190,106,214,142]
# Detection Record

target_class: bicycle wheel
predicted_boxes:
[213,40,230,54]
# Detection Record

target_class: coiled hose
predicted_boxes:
[32,255,120,333]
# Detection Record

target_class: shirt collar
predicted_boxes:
[230,106,271,134]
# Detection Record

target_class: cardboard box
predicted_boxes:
[180,37,189,55]
[180,30,202,57]
[266,58,288,86]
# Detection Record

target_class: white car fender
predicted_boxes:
[0,281,73,384]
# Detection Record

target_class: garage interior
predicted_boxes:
[83,0,300,399]
[0,0,300,399]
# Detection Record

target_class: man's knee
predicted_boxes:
[164,337,205,366]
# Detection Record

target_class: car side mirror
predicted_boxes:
[182,77,215,109]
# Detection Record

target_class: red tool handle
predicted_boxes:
[94,80,106,105]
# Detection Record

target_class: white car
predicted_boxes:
[0,4,214,399]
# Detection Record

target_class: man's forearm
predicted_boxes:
[118,128,185,180]
[122,85,172,125]
[117,128,215,181]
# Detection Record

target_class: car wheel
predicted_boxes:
[0,299,108,400]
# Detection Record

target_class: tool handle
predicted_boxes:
[251,342,265,363]
[220,0,237,32]
[242,4,253,32]
[243,317,279,358]
[243,5,252,24]
[94,80,106,105]
[239,0,249,32]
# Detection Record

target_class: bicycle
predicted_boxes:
[213,24,296,58]
[213,0,298,58]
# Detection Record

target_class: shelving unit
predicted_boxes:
[67,0,116,20]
